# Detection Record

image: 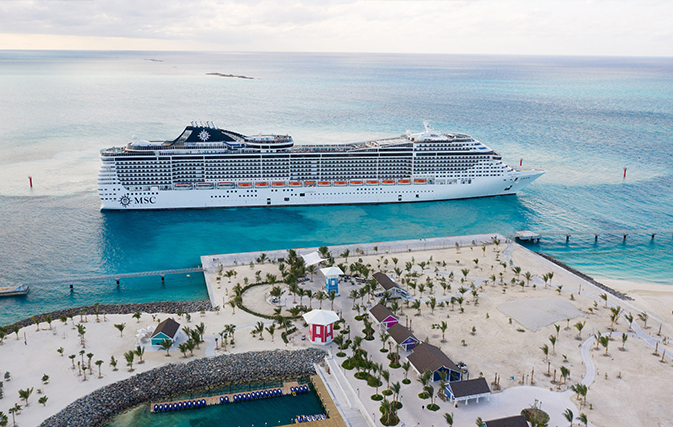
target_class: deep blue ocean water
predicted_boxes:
[1,51,672,325]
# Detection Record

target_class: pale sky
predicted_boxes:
[0,0,671,56]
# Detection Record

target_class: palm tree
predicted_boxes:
[381,369,391,390]
[18,387,33,406]
[110,355,118,371]
[315,290,326,309]
[576,413,588,427]
[87,352,94,371]
[444,412,454,427]
[69,354,76,369]
[425,383,435,405]
[460,268,470,281]
[134,345,145,363]
[95,360,104,378]
[266,324,276,342]
[574,321,586,339]
[540,344,549,362]
[133,312,142,323]
[8,404,21,427]
[124,351,135,371]
[402,361,411,382]
[624,313,634,331]
[599,293,608,307]
[390,381,401,404]
[269,286,285,306]
[77,324,87,347]
[411,300,422,316]
[638,311,649,329]
[114,323,126,337]
[560,366,570,386]
[38,396,48,406]
[475,417,484,427]
[563,408,574,426]
[599,335,610,355]
[439,321,448,342]
[511,266,521,280]
[609,306,622,331]
[159,338,173,356]
[0,410,8,427]
[621,333,628,350]
[549,335,557,354]
[329,290,337,310]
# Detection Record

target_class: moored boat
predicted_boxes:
[0,285,29,297]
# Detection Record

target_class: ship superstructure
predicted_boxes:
[98,122,544,210]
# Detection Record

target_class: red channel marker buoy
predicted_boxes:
[623,168,627,178]
[520,158,523,166]
[28,176,33,188]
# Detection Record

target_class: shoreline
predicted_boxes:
[1,300,213,331]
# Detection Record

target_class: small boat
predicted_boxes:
[217,182,235,189]
[413,179,427,185]
[272,182,286,187]
[195,182,215,190]
[175,182,193,190]
[333,181,348,186]
[255,182,269,188]
[366,180,379,185]
[349,180,363,186]
[288,181,303,187]
[238,182,252,188]
[304,180,316,187]
[398,179,411,185]
[381,180,395,185]
[0,285,29,297]
[317,181,331,187]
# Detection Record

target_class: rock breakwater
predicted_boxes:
[39,348,326,427]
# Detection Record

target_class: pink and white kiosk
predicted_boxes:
[302,309,340,345]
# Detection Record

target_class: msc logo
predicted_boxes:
[118,194,157,208]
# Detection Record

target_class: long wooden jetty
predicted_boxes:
[24,267,204,286]
[515,229,673,242]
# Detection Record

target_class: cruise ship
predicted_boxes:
[98,122,544,210]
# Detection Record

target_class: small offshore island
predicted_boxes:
[206,72,255,79]
[1,234,672,427]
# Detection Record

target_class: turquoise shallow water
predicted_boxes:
[105,382,323,427]
[1,51,672,325]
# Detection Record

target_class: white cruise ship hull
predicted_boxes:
[100,170,543,210]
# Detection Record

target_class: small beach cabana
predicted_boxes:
[387,323,419,351]
[151,318,181,346]
[301,251,325,267]
[369,303,398,329]
[302,309,340,345]
[407,342,462,382]
[445,377,491,405]
[373,272,410,299]
[484,415,530,427]
[319,266,344,296]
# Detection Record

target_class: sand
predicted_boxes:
[3,237,673,427]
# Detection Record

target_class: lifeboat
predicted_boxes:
[304,181,316,187]
[195,182,214,190]
[288,181,303,187]
[255,182,269,188]
[381,180,395,185]
[238,182,252,188]
[217,182,235,189]
[317,181,332,187]
[413,179,428,185]
[272,182,286,187]
[175,182,193,190]
[349,180,363,186]
[398,179,411,185]
[334,181,348,186]
[366,180,379,185]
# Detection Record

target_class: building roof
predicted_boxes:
[152,318,181,339]
[448,378,491,398]
[387,323,417,345]
[301,251,325,267]
[485,415,529,427]
[373,272,400,290]
[407,343,459,374]
[320,266,344,277]
[302,309,340,325]
[369,303,396,323]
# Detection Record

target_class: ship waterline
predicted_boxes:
[98,122,544,210]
